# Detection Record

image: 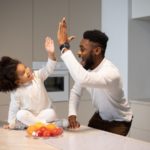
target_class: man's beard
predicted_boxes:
[83,54,95,70]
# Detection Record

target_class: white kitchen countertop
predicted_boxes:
[43,126,150,150]
[0,126,150,150]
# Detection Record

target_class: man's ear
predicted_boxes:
[94,47,101,55]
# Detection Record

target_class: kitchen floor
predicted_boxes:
[0,122,57,150]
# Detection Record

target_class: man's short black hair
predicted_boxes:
[0,56,20,92]
[83,29,109,57]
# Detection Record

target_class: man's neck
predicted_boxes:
[91,56,104,70]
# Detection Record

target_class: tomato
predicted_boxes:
[43,130,51,137]
[57,127,63,135]
[36,129,43,137]
[51,128,62,136]
[39,126,47,132]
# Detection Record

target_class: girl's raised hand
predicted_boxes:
[45,37,55,53]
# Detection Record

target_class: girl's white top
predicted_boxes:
[8,59,56,126]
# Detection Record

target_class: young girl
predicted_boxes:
[0,37,57,129]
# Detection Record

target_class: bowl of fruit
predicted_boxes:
[26,122,63,138]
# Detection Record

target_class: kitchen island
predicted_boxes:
[0,126,150,150]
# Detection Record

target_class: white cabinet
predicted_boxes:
[0,0,33,122]
[129,100,150,142]
[33,0,101,61]
[69,0,101,52]
[0,0,32,66]
[32,0,69,61]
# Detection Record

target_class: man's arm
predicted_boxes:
[68,83,83,129]
[57,18,114,89]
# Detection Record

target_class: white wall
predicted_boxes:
[101,0,129,97]
[128,19,150,99]
[128,0,150,99]
[101,0,150,142]
[101,0,150,100]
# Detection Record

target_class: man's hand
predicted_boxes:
[57,17,68,45]
[68,115,80,129]
[45,37,56,60]
[57,17,75,46]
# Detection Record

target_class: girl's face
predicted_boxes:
[15,63,33,85]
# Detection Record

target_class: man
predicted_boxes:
[57,17,133,136]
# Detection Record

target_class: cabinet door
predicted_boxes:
[0,0,32,67]
[32,0,101,61]
[69,0,101,52]
[0,0,32,121]
[33,0,69,61]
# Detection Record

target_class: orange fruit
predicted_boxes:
[34,122,45,130]
[46,123,56,130]
[26,125,37,136]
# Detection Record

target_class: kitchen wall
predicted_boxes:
[101,0,150,100]
[128,0,150,100]
[101,0,150,142]
[129,1,150,141]
[0,0,101,125]
[101,0,129,96]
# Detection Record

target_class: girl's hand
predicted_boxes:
[45,37,56,60]
[3,124,10,129]
[45,37,55,53]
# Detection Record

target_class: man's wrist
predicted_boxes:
[68,115,77,120]
[61,48,67,54]
[59,42,70,52]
